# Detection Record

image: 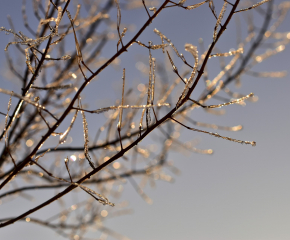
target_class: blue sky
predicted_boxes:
[0,1,290,240]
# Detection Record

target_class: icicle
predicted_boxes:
[59,110,78,144]
[151,58,156,105]
[146,42,153,126]
[176,44,198,107]
[198,93,254,109]
[81,110,95,169]
[117,27,127,50]
[34,149,51,163]
[213,1,227,41]
[186,0,209,10]
[139,108,146,134]
[235,0,271,13]
[209,48,243,58]
[172,118,256,146]
[118,69,125,130]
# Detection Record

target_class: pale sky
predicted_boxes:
[0,1,290,240]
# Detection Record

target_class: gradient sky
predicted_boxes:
[0,1,290,240]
